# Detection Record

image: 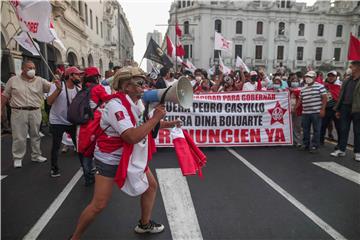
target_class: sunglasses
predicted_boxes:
[131,79,145,87]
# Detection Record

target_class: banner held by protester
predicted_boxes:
[156,91,293,147]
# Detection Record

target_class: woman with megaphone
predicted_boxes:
[71,66,181,239]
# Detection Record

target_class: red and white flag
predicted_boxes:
[219,54,232,75]
[171,128,206,177]
[235,56,250,72]
[50,22,66,51]
[166,35,183,64]
[176,22,182,37]
[14,31,40,56]
[214,31,232,53]
[10,0,54,43]
[183,59,197,73]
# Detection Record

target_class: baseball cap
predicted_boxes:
[65,66,83,76]
[250,71,258,76]
[327,70,337,76]
[304,71,316,78]
[84,67,100,77]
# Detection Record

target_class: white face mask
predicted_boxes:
[27,69,36,78]
[305,77,314,84]
[346,68,352,75]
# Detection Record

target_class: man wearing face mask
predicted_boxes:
[1,60,51,168]
[298,71,327,153]
[331,61,360,161]
[47,66,82,177]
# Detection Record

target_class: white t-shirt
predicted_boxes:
[242,82,258,91]
[165,78,178,87]
[49,82,79,125]
[94,96,146,165]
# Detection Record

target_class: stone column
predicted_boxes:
[266,17,276,73]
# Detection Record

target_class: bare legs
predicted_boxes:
[140,169,158,225]
[72,175,114,240]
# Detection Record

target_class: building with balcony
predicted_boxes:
[1,0,134,82]
[166,0,360,74]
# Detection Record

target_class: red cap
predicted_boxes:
[65,66,83,76]
[84,67,100,77]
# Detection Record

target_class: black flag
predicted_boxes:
[143,38,173,68]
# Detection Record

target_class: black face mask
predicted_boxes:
[251,76,257,82]
[72,79,81,85]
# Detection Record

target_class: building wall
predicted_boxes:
[1,0,134,80]
[168,0,360,74]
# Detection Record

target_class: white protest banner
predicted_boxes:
[155,91,292,147]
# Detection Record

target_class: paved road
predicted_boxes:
[1,134,359,240]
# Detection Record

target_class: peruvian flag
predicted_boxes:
[176,40,185,57]
[166,35,183,64]
[176,22,182,37]
[214,31,232,53]
[50,21,66,51]
[14,31,40,55]
[348,33,360,61]
[10,0,55,43]
[166,35,175,58]
[171,128,206,177]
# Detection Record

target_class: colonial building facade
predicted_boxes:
[1,0,134,82]
[167,0,360,73]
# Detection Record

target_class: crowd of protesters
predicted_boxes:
[143,61,359,161]
[1,59,359,182]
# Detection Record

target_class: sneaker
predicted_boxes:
[14,160,22,168]
[354,153,360,162]
[134,220,165,234]
[299,145,309,151]
[50,169,61,177]
[330,150,346,157]
[310,147,318,153]
[32,156,47,163]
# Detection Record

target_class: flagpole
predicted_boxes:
[26,32,56,80]
[139,56,145,68]
[175,3,178,73]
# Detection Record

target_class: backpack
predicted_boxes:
[67,87,98,125]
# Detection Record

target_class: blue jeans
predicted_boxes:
[79,154,95,184]
[302,113,321,148]
[320,107,340,144]
[338,105,360,153]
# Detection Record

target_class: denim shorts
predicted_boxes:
[95,159,118,178]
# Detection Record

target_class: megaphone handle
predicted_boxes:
[151,86,172,138]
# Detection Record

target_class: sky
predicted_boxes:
[120,0,317,68]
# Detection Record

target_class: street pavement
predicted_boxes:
[1,133,359,240]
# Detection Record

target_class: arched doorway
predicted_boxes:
[67,52,78,66]
[87,54,94,67]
